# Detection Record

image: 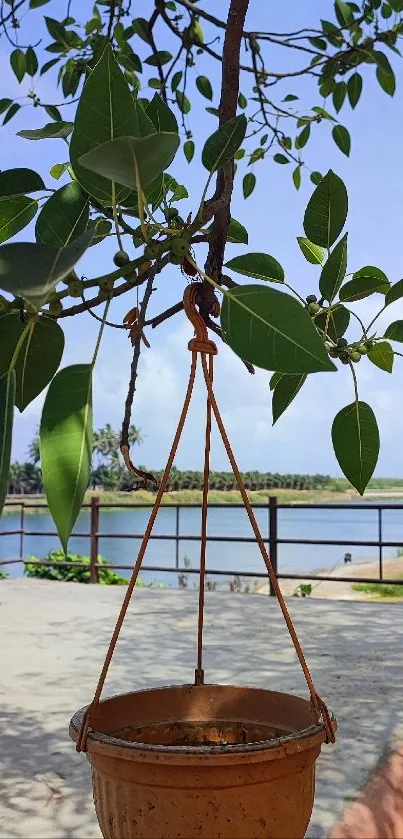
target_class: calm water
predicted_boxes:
[1,503,403,588]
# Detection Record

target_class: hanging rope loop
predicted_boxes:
[76,281,335,752]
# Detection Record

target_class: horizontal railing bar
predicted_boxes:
[4,500,403,511]
[6,559,403,586]
[0,558,23,565]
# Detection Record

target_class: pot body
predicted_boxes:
[70,684,335,839]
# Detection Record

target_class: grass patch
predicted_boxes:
[353,579,403,598]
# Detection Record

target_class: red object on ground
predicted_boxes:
[329,746,403,839]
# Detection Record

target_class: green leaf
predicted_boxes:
[0,229,93,309]
[146,93,178,133]
[293,166,301,190]
[347,72,363,107]
[227,218,248,245]
[70,45,138,205]
[238,92,247,109]
[221,285,336,374]
[368,341,394,373]
[335,0,354,25]
[35,182,89,247]
[295,125,310,149]
[171,71,182,91]
[319,233,348,302]
[10,49,26,83]
[332,81,346,112]
[272,374,306,424]
[384,320,403,342]
[196,75,213,100]
[376,65,396,95]
[184,139,195,163]
[315,305,350,342]
[148,78,162,90]
[0,168,45,197]
[175,90,191,114]
[79,133,179,193]
[44,104,62,121]
[144,51,172,66]
[0,197,38,244]
[0,99,12,114]
[303,169,348,248]
[50,163,67,180]
[40,364,92,552]
[269,371,282,391]
[0,370,15,516]
[310,171,323,185]
[297,237,324,265]
[25,46,38,77]
[274,153,289,164]
[202,115,247,172]
[132,17,152,44]
[0,314,65,410]
[331,402,379,495]
[225,252,284,283]
[283,94,299,102]
[30,0,51,7]
[17,121,73,140]
[340,267,389,301]
[243,172,256,199]
[386,279,403,306]
[381,2,393,16]
[134,101,156,137]
[3,104,21,126]
[40,58,60,75]
[332,124,351,156]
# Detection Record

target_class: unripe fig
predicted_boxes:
[337,338,348,348]
[306,294,317,304]
[358,345,368,355]
[308,302,320,315]
[350,351,361,362]
[113,249,130,267]
[170,236,189,258]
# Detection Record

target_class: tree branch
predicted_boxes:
[120,274,154,451]
[202,0,249,310]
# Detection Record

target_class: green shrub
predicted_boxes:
[25,550,130,585]
[0,569,8,580]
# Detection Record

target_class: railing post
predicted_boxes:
[175,506,180,569]
[90,496,100,583]
[19,502,24,561]
[378,506,383,581]
[269,496,278,597]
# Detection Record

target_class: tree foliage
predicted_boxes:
[0,0,402,549]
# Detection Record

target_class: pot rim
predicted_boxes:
[70,683,336,757]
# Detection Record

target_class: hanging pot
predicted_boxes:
[70,287,336,839]
[70,684,335,839]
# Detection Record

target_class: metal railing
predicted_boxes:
[1,496,403,594]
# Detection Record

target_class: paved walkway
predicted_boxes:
[1,579,403,839]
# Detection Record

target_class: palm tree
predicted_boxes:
[27,431,40,465]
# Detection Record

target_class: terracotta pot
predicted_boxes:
[70,683,335,839]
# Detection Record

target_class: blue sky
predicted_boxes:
[2,1,403,476]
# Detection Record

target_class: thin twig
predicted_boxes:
[120,274,154,449]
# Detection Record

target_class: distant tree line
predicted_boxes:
[7,426,332,495]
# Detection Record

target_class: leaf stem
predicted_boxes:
[349,360,359,404]
[112,185,124,251]
[366,304,386,335]
[348,308,368,340]
[9,320,34,372]
[91,300,111,367]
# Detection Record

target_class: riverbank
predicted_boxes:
[255,554,403,600]
[4,485,403,513]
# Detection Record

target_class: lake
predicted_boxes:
[1,502,403,588]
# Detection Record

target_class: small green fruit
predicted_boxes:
[113,250,130,267]
[337,338,348,348]
[365,340,374,350]
[339,351,350,363]
[350,351,361,363]
[166,207,179,220]
[307,302,320,315]
[170,236,189,258]
[68,280,84,298]
[306,294,317,304]
[328,347,338,358]
[358,345,368,355]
